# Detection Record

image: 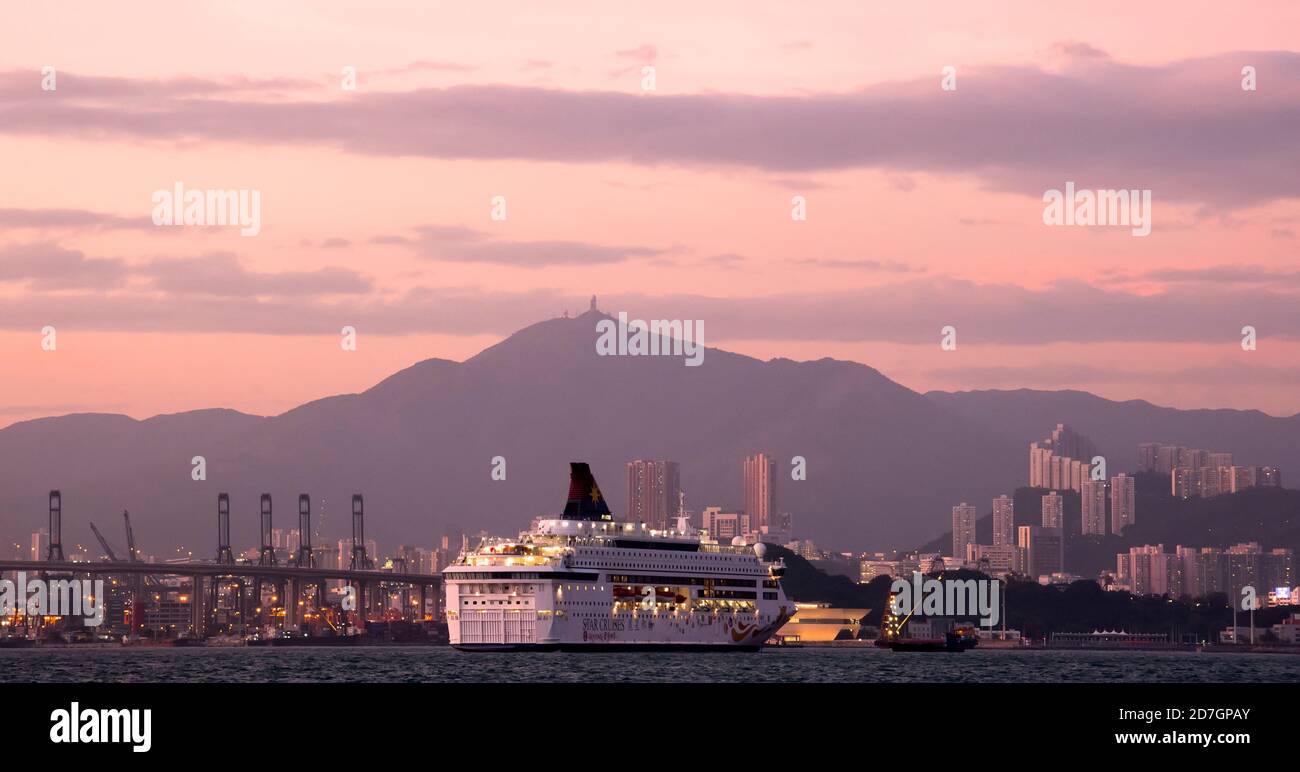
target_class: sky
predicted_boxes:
[2,1,1299,425]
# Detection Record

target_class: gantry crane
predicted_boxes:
[89,521,120,562]
[96,511,158,586]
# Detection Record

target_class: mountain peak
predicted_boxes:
[2,312,1296,555]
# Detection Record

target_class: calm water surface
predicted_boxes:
[4,646,1299,683]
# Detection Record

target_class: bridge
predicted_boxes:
[0,558,439,585]
[1,490,443,641]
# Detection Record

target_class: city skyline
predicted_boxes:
[11,433,1284,577]
[3,407,1293,559]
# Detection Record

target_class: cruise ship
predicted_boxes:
[444,463,794,651]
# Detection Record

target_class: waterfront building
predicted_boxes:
[859,559,902,583]
[775,604,871,643]
[1018,525,1063,580]
[1123,545,1176,596]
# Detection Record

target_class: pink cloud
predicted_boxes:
[5,51,1296,206]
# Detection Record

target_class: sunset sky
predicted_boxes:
[2,1,1299,426]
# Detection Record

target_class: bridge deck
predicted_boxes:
[0,559,439,585]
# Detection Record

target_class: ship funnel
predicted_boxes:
[562,462,614,522]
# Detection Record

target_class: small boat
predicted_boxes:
[887,628,980,653]
[888,638,950,652]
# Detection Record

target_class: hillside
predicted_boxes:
[2,310,1297,557]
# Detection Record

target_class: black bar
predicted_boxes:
[7,682,1291,757]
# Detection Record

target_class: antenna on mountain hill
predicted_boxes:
[590,295,597,312]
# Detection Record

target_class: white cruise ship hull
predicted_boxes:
[450,606,793,651]
[445,556,795,652]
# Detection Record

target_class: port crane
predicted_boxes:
[123,509,138,562]
[88,521,121,561]
[88,512,159,586]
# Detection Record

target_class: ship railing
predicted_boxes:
[461,554,559,568]
[696,543,754,555]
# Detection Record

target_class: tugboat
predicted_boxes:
[887,626,980,652]
[877,593,979,652]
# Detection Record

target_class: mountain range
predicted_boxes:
[2,308,1295,556]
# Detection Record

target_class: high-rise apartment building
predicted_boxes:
[966,543,1018,577]
[952,502,977,559]
[1029,447,1092,492]
[1199,466,1223,497]
[1136,442,1280,499]
[1137,442,1161,473]
[1028,423,1099,493]
[1123,544,1175,596]
[30,529,48,562]
[768,512,793,543]
[1041,491,1063,529]
[1019,525,1063,579]
[1124,544,1293,599]
[1229,465,1256,492]
[1207,452,1234,469]
[743,453,777,533]
[1080,479,1107,536]
[1224,542,1294,599]
[626,459,681,530]
[1155,444,1180,475]
[992,495,1014,547]
[1110,473,1136,535]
